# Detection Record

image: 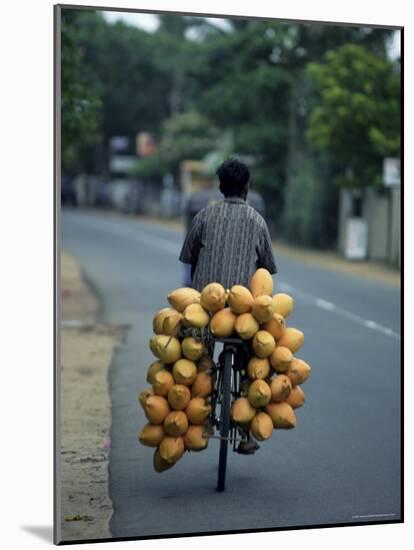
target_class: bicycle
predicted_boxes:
[178,326,255,492]
[208,336,252,492]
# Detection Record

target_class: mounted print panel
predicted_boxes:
[54,4,403,544]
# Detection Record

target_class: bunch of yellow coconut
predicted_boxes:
[138,286,216,473]
[209,269,311,442]
[138,268,311,472]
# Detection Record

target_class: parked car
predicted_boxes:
[61,175,77,206]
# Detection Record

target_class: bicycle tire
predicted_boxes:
[217,346,233,492]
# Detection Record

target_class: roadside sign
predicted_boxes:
[109,136,129,152]
[109,155,136,173]
[383,158,400,187]
[136,132,156,157]
[344,218,368,260]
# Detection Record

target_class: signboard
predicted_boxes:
[109,155,136,174]
[109,136,129,152]
[344,218,368,260]
[136,132,156,157]
[383,157,400,187]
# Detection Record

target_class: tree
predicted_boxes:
[306,43,400,189]
[74,12,171,154]
[133,110,218,178]
[188,20,394,233]
[61,9,102,173]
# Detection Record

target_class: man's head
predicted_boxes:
[216,158,250,199]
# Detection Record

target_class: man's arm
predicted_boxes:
[257,221,277,274]
[179,211,203,268]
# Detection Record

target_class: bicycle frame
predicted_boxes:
[210,337,251,491]
[211,348,243,439]
[178,326,252,491]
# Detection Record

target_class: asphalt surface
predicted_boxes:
[61,208,401,538]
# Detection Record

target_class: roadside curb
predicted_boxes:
[59,251,126,543]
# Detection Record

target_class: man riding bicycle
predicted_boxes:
[179,158,277,454]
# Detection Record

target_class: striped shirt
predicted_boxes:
[179,196,277,291]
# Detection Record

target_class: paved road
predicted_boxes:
[61,209,401,538]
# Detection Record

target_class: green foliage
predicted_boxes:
[159,110,218,166]
[61,9,102,172]
[132,153,168,178]
[73,12,171,148]
[306,44,400,189]
[283,152,339,248]
[132,110,218,178]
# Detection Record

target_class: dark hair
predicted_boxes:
[216,158,250,197]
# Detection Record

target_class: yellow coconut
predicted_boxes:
[153,370,175,397]
[200,282,227,313]
[183,303,210,328]
[277,328,304,353]
[167,287,200,312]
[286,358,311,386]
[247,379,272,408]
[144,395,171,425]
[183,425,209,451]
[146,360,166,385]
[153,308,174,334]
[149,335,158,356]
[250,268,274,298]
[167,384,191,410]
[252,295,275,323]
[234,313,259,340]
[270,375,292,402]
[269,346,293,373]
[191,372,213,398]
[286,385,306,409]
[250,412,274,441]
[247,356,271,380]
[163,410,189,437]
[231,397,257,424]
[227,285,254,314]
[159,436,185,464]
[153,449,175,473]
[172,358,198,386]
[252,330,276,358]
[138,423,165,447]
[138,387,154,410]
[150,335,182,364]
[197,354,215,373]
[181,337,205,361]
[272,293,294,318]
[210,307,237,337]
[185,397,211,424]
[162,310,184,336]
[262,313,286,341]
[265,402,297,429]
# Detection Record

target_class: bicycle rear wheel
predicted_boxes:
[217,346,233,492]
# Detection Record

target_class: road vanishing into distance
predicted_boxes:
[61,208,401,538]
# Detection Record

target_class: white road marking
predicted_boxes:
[279,281,400,341]
[314,298,335,311]
[61,319,96,328]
